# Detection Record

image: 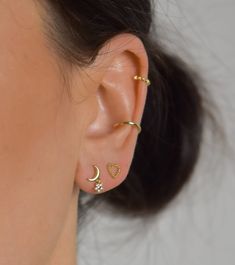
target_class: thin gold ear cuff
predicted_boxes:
[113,121,142,133]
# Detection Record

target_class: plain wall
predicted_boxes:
[78,1,235,264]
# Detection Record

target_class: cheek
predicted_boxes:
[0,3,77,265]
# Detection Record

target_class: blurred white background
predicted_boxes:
[78,1,235,264]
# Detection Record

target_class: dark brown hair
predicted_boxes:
[39,0,214,216]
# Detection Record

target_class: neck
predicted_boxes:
[47,189,79,265]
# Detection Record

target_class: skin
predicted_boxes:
[0,0,149,264]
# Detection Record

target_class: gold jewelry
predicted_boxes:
[107,163,121,179]
[87,165,104,193]
[112,75,149,134]
[134,75,151,86]
[113,121,142,133]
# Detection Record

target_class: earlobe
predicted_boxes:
[74,33,151,194]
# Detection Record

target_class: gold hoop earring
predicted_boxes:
[107,163,121,179]
[134,75,151,86]
[87,165,104,193]
[113,121,142,133]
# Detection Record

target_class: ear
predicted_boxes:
[73,33,149,194]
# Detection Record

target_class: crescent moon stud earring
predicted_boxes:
[87,165,104,193]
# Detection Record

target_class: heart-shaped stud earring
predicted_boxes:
[107,163,121,179]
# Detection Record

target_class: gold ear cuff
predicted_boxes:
[113,121,142,133]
